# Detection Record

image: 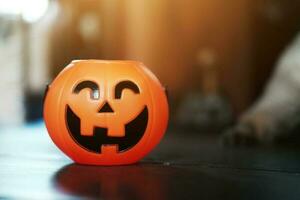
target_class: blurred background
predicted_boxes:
[0,0,300,131]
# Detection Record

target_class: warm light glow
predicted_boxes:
[0,0,49,23]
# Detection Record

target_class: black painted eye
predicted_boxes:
[115,80,140,99]
[73,81,100,100]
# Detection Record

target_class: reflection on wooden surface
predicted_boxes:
[54,164,166,200]
[1,123,300,199]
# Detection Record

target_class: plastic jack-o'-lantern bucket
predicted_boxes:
[44,60,169,165]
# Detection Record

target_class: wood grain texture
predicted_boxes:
[1,122,300,199]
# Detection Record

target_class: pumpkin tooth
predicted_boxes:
[107,125,125,137]
[80,119,95,136]
[101,145,118,154]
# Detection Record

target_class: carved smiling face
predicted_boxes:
[44,60,169,165]
[66,79,148,153]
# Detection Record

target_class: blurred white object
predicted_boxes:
[0,0,49,23]
[0,17,24,125]
[27,0,57,92]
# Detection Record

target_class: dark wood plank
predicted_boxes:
[1,122,300,199]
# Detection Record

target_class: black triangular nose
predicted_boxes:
[98,102,114,113]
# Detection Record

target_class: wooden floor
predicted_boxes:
[1,122,300,200]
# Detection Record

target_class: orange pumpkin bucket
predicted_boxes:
[44,60,169,165]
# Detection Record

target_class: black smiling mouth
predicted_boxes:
[66,105,148,153]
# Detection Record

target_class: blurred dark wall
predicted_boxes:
[37,0,300,118]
